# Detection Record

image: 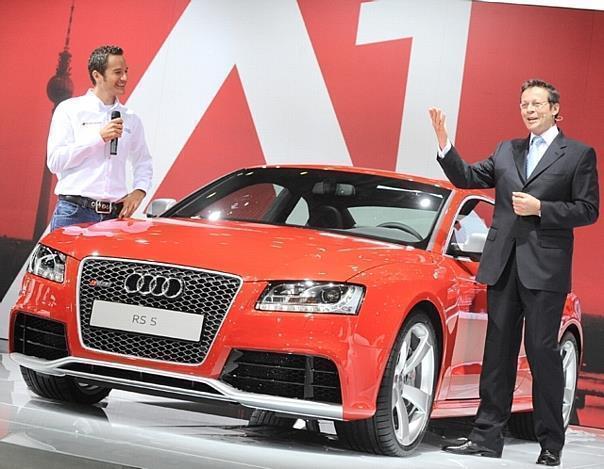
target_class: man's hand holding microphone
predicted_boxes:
[100,111,122,155]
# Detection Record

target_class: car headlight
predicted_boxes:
[27,244,66,283]
[256,281,364,314]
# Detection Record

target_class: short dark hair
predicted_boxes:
[88,45,123,85]
[520,78,560,105]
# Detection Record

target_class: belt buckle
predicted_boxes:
[94,200,112,214]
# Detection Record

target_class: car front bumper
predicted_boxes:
[10,352,344,420]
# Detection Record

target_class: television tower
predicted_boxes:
[33,0,75,240]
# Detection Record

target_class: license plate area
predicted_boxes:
[90,300,203,342]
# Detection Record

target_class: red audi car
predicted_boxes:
[9,166,581,456]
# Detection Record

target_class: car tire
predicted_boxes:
[507,331,579,441]
[335,311,439,456]
[20,366,111,405]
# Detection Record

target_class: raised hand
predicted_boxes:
[428,107,449,151]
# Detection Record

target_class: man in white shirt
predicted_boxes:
[47,44,152,231]
[428,79,599,466]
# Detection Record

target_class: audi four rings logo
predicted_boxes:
[124,273,184,298]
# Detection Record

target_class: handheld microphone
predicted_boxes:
[110,110,121,155]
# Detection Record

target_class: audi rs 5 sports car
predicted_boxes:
[9,166,582,456]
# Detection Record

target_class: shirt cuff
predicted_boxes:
[437,140,452,159]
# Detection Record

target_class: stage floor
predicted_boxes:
[1,351,603,469]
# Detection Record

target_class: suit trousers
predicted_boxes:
[469,248,566,452]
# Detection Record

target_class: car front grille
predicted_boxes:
[78,258,241,364]
[12,313,68,360]
[220,350,342,404]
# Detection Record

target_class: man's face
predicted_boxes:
[520,86,559,135]
[95,54,128,98]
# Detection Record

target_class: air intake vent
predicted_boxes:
[12,313,68,360]
[221,350,342,404]
[61,363,220,395]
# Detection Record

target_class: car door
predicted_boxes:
[442,197,487,398]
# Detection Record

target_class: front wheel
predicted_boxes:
[20,366,111,405]
[507,331,579,440]
[335,311,439,456]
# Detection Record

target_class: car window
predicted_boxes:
[349,206,436,239]
[285,197,309,226]
[168,168,451,249]
[198,184,284,221]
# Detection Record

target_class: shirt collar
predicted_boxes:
[531,125,559,147]
[85,89,122,112]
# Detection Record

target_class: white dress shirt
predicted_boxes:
[528,125,559,167]
[47,90,153,202]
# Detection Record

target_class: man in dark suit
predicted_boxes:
[428,79,599,466]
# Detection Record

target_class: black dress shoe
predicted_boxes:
[442,438,502,458]
[536,449,561,466]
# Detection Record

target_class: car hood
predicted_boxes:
[44,218,423,282]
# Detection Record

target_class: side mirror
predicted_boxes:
[145,198,176,218]
[462,232,487,255]
[449,232,487,262]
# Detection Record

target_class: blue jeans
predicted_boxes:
[50,199,118,231]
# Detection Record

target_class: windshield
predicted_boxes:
[166,168,451,248]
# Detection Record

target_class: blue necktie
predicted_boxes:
[526,135,544,177]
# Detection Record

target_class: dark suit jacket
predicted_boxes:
[439,131,599,293]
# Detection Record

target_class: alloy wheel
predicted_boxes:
[391,322,436,446]
[561,335,578,427]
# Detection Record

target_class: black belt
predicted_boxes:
[59,195,123,216]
